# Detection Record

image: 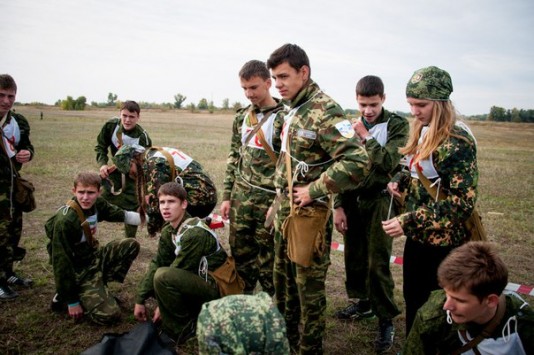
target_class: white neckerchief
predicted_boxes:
[1,114,21,158]
[241,111,277,150]
[367,118,389,147]
[111,124,141,148]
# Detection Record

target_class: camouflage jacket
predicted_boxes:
[335,109,408,208]
[392,124,478,246]
[136,217,226,304]
[222,100,285,200]
[275,80,369,199]
[136,212,191,304]
[404,289,534,355]
[144,148,217,208]
[45,197,125,304]
[0,111,34,181]
[94,117,152,167]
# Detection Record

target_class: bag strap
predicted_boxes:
[66,199,96,247]
[116,123,124,147]
[284,133,295,216]
[415,167,446,201]
[247,108,278,165]
[149,147,177,182]
[452,295,507,355]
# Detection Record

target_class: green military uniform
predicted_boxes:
[392,123,479,332]
[273,80,369,354]
[143,147,217,235]
[151,217,227,341]
[95,117,152,238]
[222,101,284,295]
[45,197,140,325]
[404,290,534,354]
[197,292,290,354]
[135,212,192,305]
[0,111,34,287]
[336,109,408,320]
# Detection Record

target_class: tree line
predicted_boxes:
[45,93,534,122]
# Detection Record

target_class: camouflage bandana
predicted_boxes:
[112,144,145,174]
[406,66,453,101]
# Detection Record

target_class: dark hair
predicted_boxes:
[120,100,141,114]
[356,75,384,97]
[239,60,270,80]
[74,171,101,189]
[0,74,17,92]
[267,43,310,74]
[158,182,187,201]
[438,242,508,301]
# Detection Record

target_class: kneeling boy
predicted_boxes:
[46,171,141,325]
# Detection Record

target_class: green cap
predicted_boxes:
[406,66,453,101]
[112,144,145,174]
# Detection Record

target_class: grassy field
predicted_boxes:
[1,106,533,354]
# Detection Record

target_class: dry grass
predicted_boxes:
[1,107,533,354]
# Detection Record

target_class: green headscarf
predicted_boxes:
[406,66,453,101]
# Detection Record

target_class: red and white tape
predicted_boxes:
[330,242,534,297]
[208,213,225,229]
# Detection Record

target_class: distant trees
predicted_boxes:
[107,93,118,106]
[198,98,209,110]
[174,93,187,109]
[60,96,86,110]
[487,106,534,123]
[221,98,229,110]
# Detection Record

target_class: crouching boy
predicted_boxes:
[134,182,232,344]
[45,171,141,325]
[404,241,534,354]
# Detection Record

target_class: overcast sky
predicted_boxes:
[2,0,533,115]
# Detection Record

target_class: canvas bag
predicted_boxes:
[415,168,487,241]
[0,137,36,212]
[282,204,331,267]
[281,138,331,267]
[14,175,36,212]
[208,255,245,296]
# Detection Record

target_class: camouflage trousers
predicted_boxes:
[274,201,332,355]
[153,267,219,341]
[75,238,140,325]
[229,183,275,295]
[342,192,400,320]
[0,191,21,280]
[101,172,139,238]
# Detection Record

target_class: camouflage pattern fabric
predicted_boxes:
[336,109,408,320]
[0,111,33,280]
[79,238,140,325]
[406,66,453,101]
[96,120,151,238]
[229,185,275,295]
[273,80,369,354]
[144,153,217,234]
[152,217,227,341]
[46,197,128,306]
[223,102,284,295]
[404,290,534,355]
[197,292,290,354]
[392,125,478,247]
[391,124,479,332]
[136,212,191,305]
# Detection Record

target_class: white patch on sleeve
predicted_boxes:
[335,120,355,139]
